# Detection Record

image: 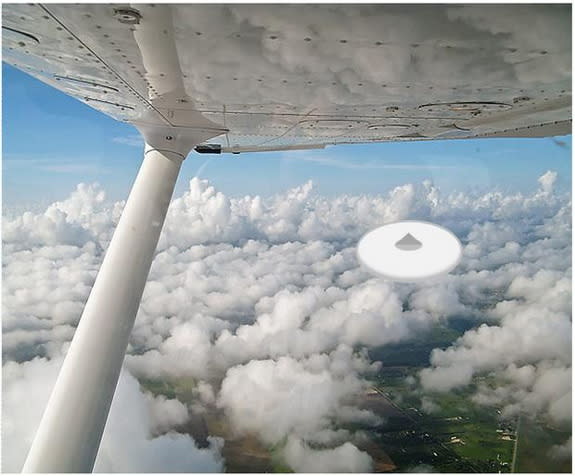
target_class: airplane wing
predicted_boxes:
[3,4,571,153]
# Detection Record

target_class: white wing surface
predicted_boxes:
[3,4,571,151]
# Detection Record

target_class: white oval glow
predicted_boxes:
[357,220,462,282]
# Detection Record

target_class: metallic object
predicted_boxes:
[22,146,184,472]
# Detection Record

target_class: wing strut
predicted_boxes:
[23,145,184,472]
[22,5,224,472]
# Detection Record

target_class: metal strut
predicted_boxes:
[23,4,225,472]
[23,145,183,472]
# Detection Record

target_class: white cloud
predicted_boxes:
[112,134,144,147]
[548,436,572,461]
[145,392,190,436]
[420,397,440,415]
[39,163,112,175]
[538,170,558,195]
[1,358,222,473]
[286,153,458,171]
[3,158,112,175]
[419,211,572,424]
[95,371,223,473]
[3,169,570,471]
[283,436,373,472]
[2,357,62,472]
[217,348,376,446]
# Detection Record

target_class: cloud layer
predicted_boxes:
[3,170,571,471]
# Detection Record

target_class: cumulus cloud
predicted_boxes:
[2,358,222,473]
[420,397,440,415]
[95,371,223,473]
[3,169,570,471]
[217,348,377,446]
[420,244,572,424]
[283,436,373,473]
[145,392,190,437]
[538,170,558,196]
[2,357,62,472]
[548,436,572,461]
[112,134,144,148]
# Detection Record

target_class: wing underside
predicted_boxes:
[3,4,571,150]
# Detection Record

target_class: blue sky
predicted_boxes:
[3,63,572,211]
